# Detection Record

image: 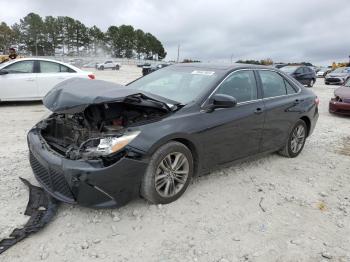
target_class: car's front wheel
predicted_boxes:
[278,120,307,158]
[308,78,315,87]
[141,141,193,204]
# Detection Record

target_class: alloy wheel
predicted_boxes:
[290,125,306,154]
[155,152,189,198]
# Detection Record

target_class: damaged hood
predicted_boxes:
[43,78,175,113]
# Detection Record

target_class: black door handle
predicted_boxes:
[254,108,263,114]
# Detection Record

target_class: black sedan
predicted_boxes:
[27,64,319,208]
[281,65,316,87]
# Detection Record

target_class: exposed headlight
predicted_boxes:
[96,131,140,155]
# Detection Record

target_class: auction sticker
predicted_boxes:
[191,70,215,76]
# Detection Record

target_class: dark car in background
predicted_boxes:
[281,65,316,87]
[142,63,171,76]
[329,78,350,115]
[27,64,319,208]
[325,67,350,85]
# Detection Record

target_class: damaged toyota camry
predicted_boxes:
[27,64,319,208]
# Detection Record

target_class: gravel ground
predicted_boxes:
[0,66,349,262]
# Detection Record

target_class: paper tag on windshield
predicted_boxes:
[191,70,215,76]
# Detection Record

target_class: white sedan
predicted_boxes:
[0,58,95,101]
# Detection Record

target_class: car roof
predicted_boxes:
[171,63,273,72]
[0,57,82,71]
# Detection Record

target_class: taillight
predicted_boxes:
[88,74,95,80]
[315,97,320,106]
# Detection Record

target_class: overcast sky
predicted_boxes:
[2,0,350,65]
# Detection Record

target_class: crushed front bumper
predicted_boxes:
[27,129,148,208]
[329,99,350,115]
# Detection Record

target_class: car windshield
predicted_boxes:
[280,66,298,73]
[128,66,222,104]
[333,68,350,73]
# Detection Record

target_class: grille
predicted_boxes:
[29,151,74,202]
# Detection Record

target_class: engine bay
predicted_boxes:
[40,101,168,161]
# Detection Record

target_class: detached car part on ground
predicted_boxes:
[27,64,319,208]
[329,78,350,115]
[0,178,59,255]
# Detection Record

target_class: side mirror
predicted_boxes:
[0,70,9,75]
[208,94,237,111]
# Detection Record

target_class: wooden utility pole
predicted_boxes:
[177,44,180,63]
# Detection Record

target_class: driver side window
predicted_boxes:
[3,61,34,74]
[215,70,258,103]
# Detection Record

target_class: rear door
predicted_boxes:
[257,70,300,152]
[0,60,39,100]
[199,69,265,165]
[37,60,76,97]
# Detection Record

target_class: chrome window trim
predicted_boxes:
[201,68,302,109]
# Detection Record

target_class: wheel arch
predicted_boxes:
[300,116,311,136]
[147,135,201,177]
[172,138,200,177]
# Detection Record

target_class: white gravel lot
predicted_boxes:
[0,65,349,262]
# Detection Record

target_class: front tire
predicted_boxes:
[308,79,315,87]
[141,141,193,204]
[278,120,307,158]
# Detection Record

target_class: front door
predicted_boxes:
[198,70,265,167]
[0,60,38,100]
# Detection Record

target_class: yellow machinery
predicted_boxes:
[0,55,9,63]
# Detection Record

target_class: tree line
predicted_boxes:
[0,13,166,60]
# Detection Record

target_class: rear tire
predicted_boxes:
[141,142,193,204]
[278,120,307,158]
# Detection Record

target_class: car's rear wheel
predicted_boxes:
[308,79,315,87]
[278,120,307,158]
[141,141,193,204]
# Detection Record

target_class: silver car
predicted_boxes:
[325,67,350,85]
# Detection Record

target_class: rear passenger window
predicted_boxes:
[40,61,75,73]
[215,70,258,103]
[40,61,60,73]
[284,79,297,94]
[259,71,287,98]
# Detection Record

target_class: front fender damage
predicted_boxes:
[0,178,59,255]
